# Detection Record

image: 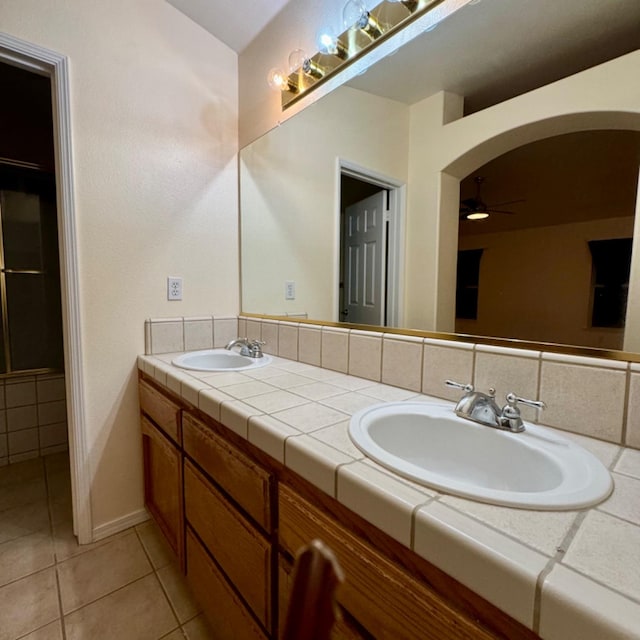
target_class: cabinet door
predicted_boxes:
[184,460,272,628]
[183,412,272,531]
[186,528,266,640]
[141,415,183,566]
[279,485,496,640]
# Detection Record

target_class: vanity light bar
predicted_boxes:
[279,0,444,109]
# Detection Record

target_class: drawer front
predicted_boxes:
[139,379,181,443]
[183,412,272,530]
[141,416,183,565]
[184,460,271,628]
[186,528,266,640]
[279,486,496,640]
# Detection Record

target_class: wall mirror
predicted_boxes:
[240,0,640,356]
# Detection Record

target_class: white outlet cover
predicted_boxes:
[167,277,183,301]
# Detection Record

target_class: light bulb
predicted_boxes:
[317,31,339,55]
[342,0,368,29]
[267,68,287,91]
[288,49,307,73]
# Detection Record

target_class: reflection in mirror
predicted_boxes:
[456,131,640,351]
[240,1,640,356]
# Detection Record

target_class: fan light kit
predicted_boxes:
[459,176,525,221]
[268,0,445,109]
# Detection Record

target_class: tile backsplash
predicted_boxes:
[144,314,640,449]
[0,372,68,466]
[235,316,640,450]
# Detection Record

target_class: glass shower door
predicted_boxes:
[0,183,63,374]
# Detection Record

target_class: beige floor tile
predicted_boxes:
[160,631,185,640]
[49,495,72,528]
[0,530,54,587]
[0,458,43,489]
[57,530,152,613]
[64,574,178,640]
[157,563,201,624]
[182,614,214,640]
[43,452,70,476]
[0,499,50,544]
[52,520,128,562]
[0,476,46,512]
[18,619,63,640]
[136,520,175,569]
[0,567,59,640]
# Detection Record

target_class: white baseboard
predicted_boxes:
[92,508,150,543]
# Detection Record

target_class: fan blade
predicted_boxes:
[487,209,516,215]
[487,198,525,208]
[461,198,479,208]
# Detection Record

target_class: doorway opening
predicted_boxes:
[338,162,405,328]
[0,62,67,458]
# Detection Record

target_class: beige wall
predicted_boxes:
[0,0,239,534]
[241,86,409,320]
[457,217,634,349]
[406,51,640,332]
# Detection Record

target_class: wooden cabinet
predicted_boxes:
[184,459,272,628]
[139,376,537,640]
[279,484,497,640]
[182,412,272,531]
[186,528,267,640]
[140,415,183,565]
[139,379,181,443]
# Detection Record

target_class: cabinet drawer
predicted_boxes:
[279,485,496,640]
[139,379,181,443]
[183,412,272,531]
[141,416,183,565]
[186,528,266,640]
[184,460,272,628]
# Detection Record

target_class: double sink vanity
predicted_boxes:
[137,325,640,639]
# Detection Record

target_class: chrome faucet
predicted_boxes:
[445,380,546,433]
[225,337,266,358]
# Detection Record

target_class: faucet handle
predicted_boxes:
[445,380,474,393]
[505,393,546,412]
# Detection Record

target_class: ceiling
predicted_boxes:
[347,0,640,113]
[459,131,640,236]
[166,0,293,52]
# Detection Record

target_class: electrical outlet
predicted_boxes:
[167,277,183,301]
[285,280,295,300]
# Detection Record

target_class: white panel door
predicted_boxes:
[342,191,386,325]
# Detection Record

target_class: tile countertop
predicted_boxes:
[137,353,640,640]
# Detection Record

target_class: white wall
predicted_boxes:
[457,217,634,349]
[0,0,239,535]
[241,86,409,319]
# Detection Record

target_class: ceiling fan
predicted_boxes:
[459,176,525,220]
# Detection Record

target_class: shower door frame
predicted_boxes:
[0,34,91,544]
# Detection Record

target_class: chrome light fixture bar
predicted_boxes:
[279,0,445,109]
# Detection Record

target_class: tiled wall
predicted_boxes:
[238,316,640,450]
[144,316,239,355]
[0,372,68,466]
[143,314,640,450]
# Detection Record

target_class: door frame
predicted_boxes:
[336,159,405,327]
[0,33,91,543]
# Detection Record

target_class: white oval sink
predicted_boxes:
[172,349,272,372]
[349,402,613,510]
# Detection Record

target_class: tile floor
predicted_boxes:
[0,454,214,640]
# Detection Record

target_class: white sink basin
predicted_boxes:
[349,402,613,510]
[172,349,272,372]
